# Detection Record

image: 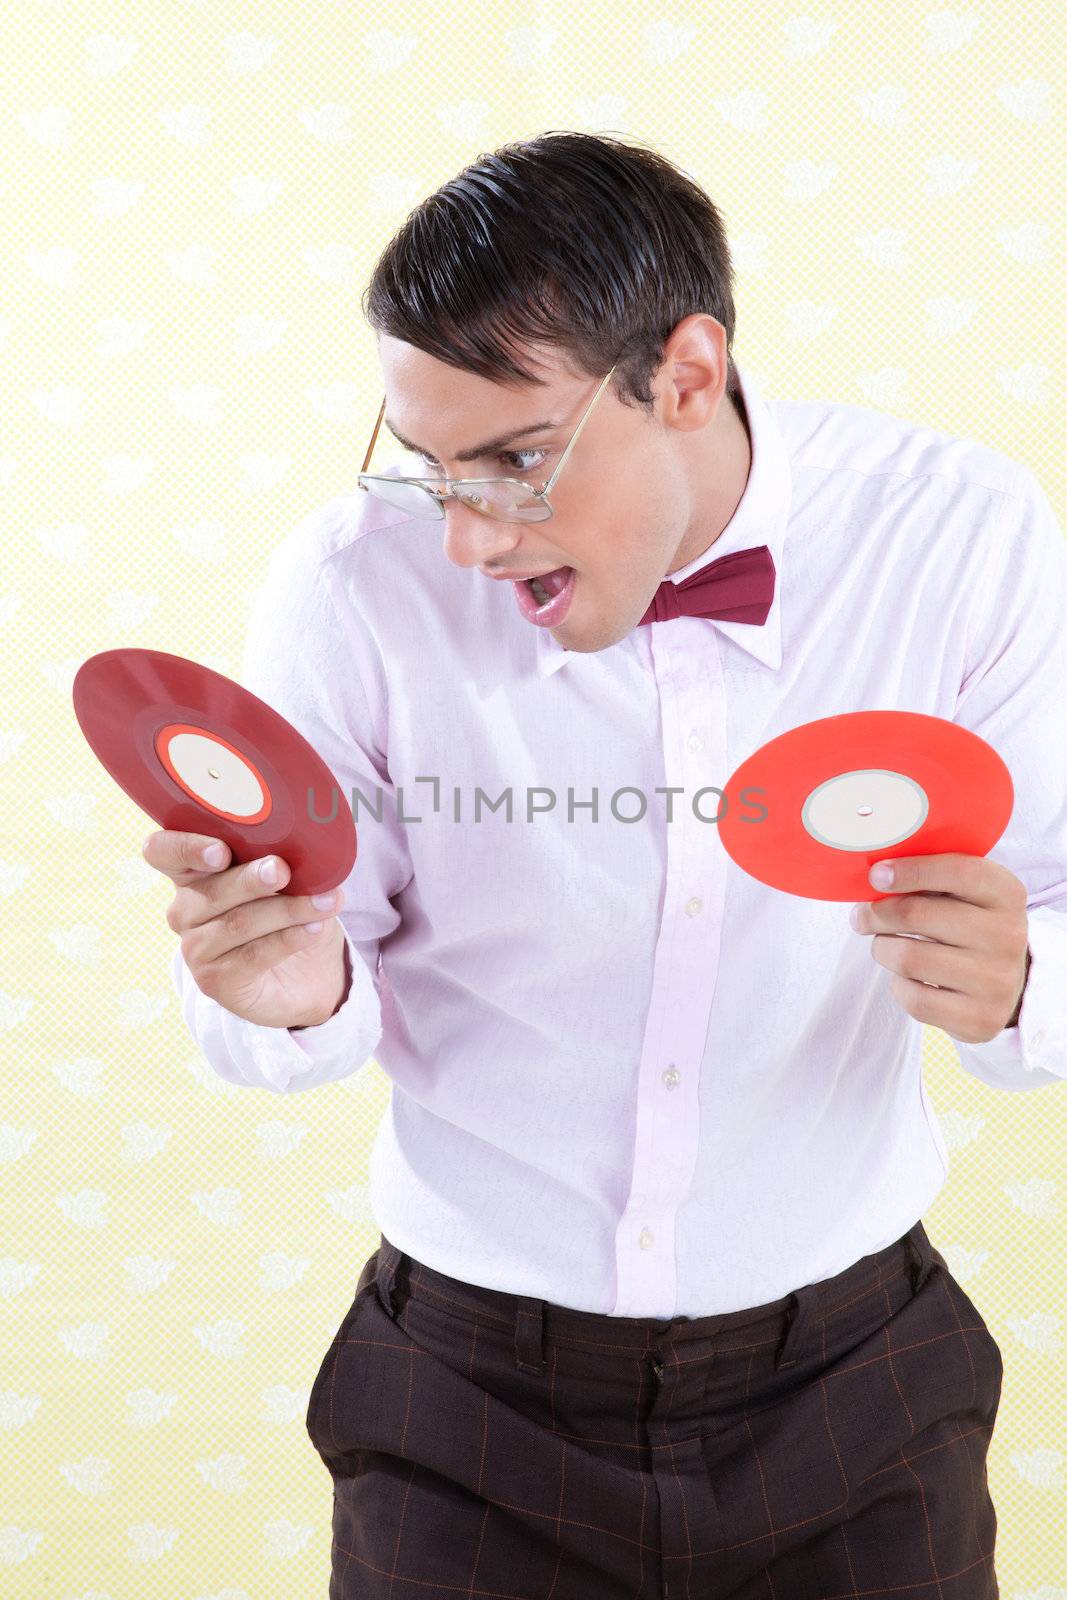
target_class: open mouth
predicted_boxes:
[527,571,570,606]
[513,566,577,626]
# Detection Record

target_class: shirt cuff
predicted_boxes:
[216,925,379,1091]
[285,929,364,1058]
[952,904,1067,1080]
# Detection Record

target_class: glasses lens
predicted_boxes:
[454,480,550,522]
[360,473,550,522]
[359,475,443,518]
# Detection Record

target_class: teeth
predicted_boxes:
[530,578,551,606]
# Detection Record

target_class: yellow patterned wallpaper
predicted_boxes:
[2,1,1064,1594]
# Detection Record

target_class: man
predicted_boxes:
[156,134,1067,1599]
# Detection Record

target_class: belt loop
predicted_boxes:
[905,1220,936,1294]
[514,1295,547,1376]
[376,1235,404,1319]
[774,1286,814,1372]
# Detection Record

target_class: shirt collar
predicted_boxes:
[536,363,790,678]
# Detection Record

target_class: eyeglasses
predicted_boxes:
[357,360,619,523]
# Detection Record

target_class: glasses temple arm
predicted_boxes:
[362,359,618,491]
[361,397,387,475]
[540,361,617,493]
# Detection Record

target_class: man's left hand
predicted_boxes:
[849,853,1032,1045]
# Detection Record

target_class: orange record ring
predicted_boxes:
[71,647,357,897]
[717,710,1014,902]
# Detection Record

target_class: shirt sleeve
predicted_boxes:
[169,499,415,1093]
[949,463,1067,1091]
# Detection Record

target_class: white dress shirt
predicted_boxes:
[171,364,1067,1317]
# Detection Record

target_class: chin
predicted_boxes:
[559,620,625,654]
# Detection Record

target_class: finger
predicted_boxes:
[168,853,292,936]
[868,931,980,993]
[887,972,1006,1045]
[855,891,974,948]
[143,829,232,881]
[868,852,1015,910]
[181,860,344,961]
[206,906,346,993]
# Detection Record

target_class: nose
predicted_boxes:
[441,501,521,571]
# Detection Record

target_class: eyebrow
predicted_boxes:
[382,416,563,464]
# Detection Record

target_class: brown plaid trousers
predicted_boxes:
[305,1217,1003,1597]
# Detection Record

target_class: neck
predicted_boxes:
[666,385,753,575]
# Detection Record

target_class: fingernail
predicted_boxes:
[258,857,279,884]
[849,904,862,930]
[203,843,226,868]
[311,891,335,910]
[870,863,894,888]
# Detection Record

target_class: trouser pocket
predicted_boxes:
[306,1247,381,1450]
[931,1256,1004,1421]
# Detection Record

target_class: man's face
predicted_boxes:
[375,316,748,654]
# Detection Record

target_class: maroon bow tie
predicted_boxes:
[638,544,776,627]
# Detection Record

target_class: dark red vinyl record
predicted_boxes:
[718,710,1013,901]
[72,648,357,896]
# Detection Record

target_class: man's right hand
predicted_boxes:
[144,830,350,1029]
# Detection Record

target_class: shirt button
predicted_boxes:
[687,731,704,753]
[639,1227,654,1250]
[684,896,703,916]
[662,1066,681,1089]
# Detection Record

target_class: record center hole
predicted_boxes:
[857,805,873,815]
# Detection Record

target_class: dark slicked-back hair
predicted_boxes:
[361,129,741,420]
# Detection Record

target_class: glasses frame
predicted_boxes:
[356,360,619,522]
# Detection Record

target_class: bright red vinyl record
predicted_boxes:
[72,648,357,897]
[718,710,1013,901]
